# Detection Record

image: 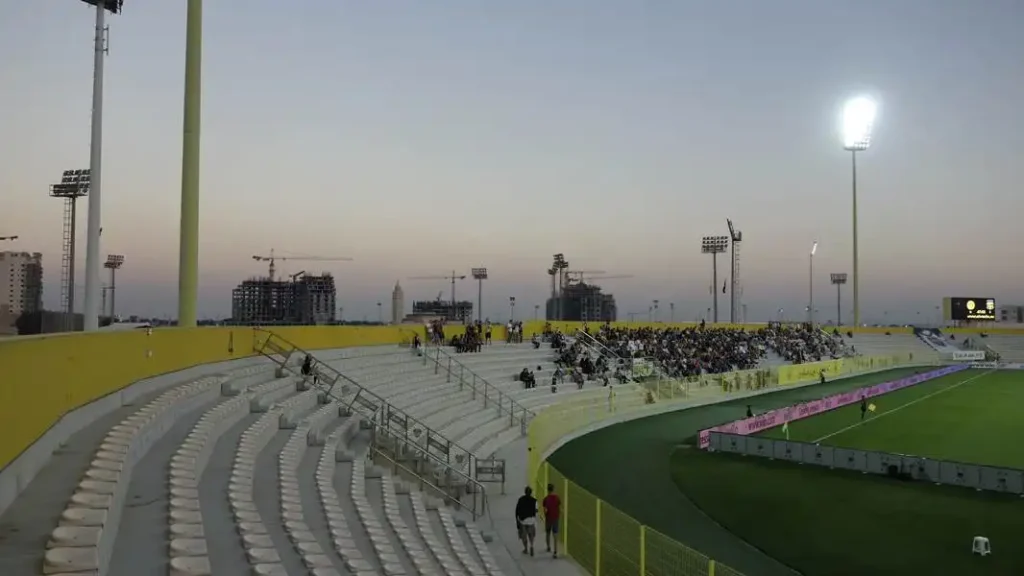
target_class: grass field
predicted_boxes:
[672,368,1024,576]
[547,367,935,576]
[759,368,1024,468]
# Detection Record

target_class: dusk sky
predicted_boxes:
[3,0,1022,324]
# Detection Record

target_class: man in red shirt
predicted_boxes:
[542,483,562,558]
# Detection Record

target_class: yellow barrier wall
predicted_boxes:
[0,324,493,472]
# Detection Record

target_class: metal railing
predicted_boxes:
[252,329,491,518]
[420,344,535,436]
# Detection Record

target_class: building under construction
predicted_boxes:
[410,299,474,324]
[231,273,336,325]
[547,282,617,322]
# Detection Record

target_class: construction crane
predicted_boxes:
[408,271,467,320]
[572,274,633,284]
[252,249,353,280]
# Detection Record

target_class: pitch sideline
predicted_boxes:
[812,370,994,444]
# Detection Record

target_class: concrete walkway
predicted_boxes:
[486,438,587,576]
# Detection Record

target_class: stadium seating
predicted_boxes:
[982,335,1024,362]
[839,333,940,361]
[29,340,630,575]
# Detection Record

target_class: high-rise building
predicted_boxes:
[546,281,616,322]
[391,281,404,325]
[231,273,336,325]
[0,251,43,332]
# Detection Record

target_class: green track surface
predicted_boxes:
[671,368,1024,576]
[547,367,931,576]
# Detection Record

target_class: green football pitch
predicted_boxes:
[758,368,1024,469]
[672,368,1024,576]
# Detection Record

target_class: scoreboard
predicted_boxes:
[947,297,996,321]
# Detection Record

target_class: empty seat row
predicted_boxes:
[43,373,227,575]
[168,368,298,575]
[231,387,322,573]
[316,424,378,574]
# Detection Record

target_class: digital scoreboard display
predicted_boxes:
[950,298,996,321]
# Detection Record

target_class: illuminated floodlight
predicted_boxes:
[842,96,877,151]
[810,241,818,256]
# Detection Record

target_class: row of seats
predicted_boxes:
[42,371,231,574]
[839,333,938,360]
[38,344,523,576]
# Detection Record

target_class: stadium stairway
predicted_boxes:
[17,347,528,576]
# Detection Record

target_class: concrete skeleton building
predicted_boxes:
[231,273,337,325]
[0,251,43,333]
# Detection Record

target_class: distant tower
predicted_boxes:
[391,281,404,324]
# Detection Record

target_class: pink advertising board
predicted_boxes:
[697,365,967,449]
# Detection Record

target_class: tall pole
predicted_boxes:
[110,267,117,320]
[177,0,203,328]
[809,252,814,324]
[82,4,107,332]
[712,254,719,323]
[851,150,859,328]
[836,283,842,327]
[477,278,482,322]
[729,240,736,323]
[69,199,80,330]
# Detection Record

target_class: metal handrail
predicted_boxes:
[422,344,536,435]
[369,442,489,520]
[252,329,479,476]
[574,329,627,360]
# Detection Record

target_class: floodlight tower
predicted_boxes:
[471,267,488,322]
[50,169,91,331]
[552,254,569,320]
[842,96,877,328]
[831,273,848,326]
[103,254,124,319]
[178,0,203,328]
[808,241,818,324]
[701,236,729,323]
[726,219,743,323]
[78,0,123,332]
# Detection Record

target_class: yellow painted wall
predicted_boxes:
[0,324,489,472]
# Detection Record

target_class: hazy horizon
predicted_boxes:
[3,1,1022,325]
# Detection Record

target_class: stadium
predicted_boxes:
[4,3,1023,576]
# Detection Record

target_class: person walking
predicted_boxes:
[515,486,538,556]
[542,483,562,558]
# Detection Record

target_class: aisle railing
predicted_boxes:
[420,344,535,436]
